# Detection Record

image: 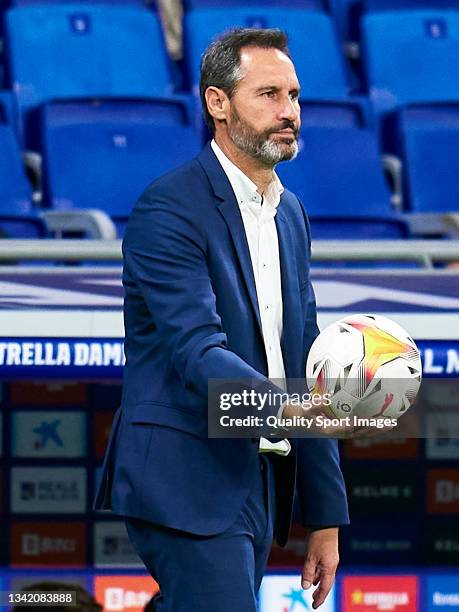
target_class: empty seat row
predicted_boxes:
[2,98,459,240]
[1,2,458,144]
[4,4,174,140]
[0,3,459,144]
[328,0,459,40]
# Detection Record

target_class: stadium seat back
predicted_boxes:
[362,9,459,113]
[5,5,172,121]
[41,101,201,232]
[12,0,145,4]
[184,0,324,8]
[277,124,405,237]
[299,100,366,127]
[184,8,348,99]
[398,105,459,212]
[363,0,459,13]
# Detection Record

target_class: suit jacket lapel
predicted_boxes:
[217,198,264,337]
[198,144,264,338]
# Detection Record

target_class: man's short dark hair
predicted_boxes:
[199,28,290,135]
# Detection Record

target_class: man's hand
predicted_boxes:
[301,527,339,609]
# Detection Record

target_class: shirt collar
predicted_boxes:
[211,139,284,211]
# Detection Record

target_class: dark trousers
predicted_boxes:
[125,454,276,612]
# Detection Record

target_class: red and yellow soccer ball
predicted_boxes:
[306,314,422,419]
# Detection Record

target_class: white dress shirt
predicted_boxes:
[211,140,291,456]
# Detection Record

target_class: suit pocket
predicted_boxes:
[128,401,207,439]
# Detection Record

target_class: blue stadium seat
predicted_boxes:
[184,8,349,98]
[397,104,459,213]
[328,0,459,41]
[5,5,173,138]
[277,117,407,238]
[298,99,367,127]
[12,0,145,4]
[361,9,459,114]
[40,100,201,236]
[0,123,45,237]
[184,0,325,8]
[363,0,459,12]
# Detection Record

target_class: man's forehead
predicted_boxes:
[238,46,298,86]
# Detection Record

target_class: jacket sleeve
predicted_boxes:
[123,191,285,418]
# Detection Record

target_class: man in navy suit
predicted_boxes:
[95,28,349,611]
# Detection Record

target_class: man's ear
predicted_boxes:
[205,86,230,126]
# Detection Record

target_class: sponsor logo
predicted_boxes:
[347,468,418,515]
[12,411,86,458]
[426,415,459,459]
[427,576,459,610]
[94,576,159,612]
[343,576,418,611]
[11,522,85,566]
[341,523,418,565]
[344,438,418,460]
[94,523,143,567]
[259,575,334,612]
[0,341,124,368]
[428,470,459,514]
[11,467,86,514]
[422,349,459,376]
[425,524,459,564]
[10,381,87,405]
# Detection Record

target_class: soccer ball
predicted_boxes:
[306,314,422,419]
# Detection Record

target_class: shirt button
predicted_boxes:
[265,305,270,311]
[262,263,267,268]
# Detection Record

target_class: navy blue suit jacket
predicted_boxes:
[95,143,349,546]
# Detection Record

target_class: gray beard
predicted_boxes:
[228,111,299,166]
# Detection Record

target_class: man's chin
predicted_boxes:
[268,136,298,158]
[276,143,299,162]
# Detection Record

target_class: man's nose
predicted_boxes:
[279,96,299,123]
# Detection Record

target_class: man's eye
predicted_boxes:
[290,92,299,101]
[263,91,275,98]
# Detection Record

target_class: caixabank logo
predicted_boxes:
[343,576,418,611]
[11,411,86,458]
[258,575,335,612]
